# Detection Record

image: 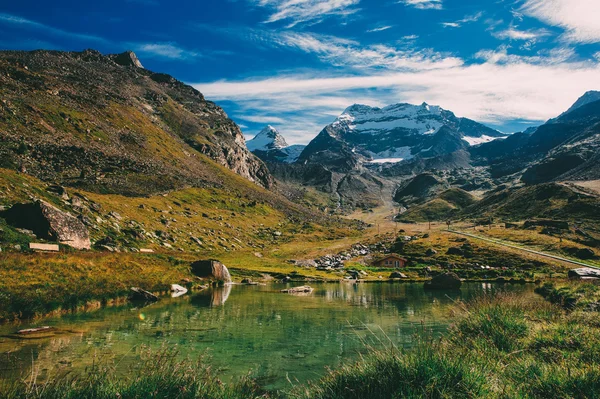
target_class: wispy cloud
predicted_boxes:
[492,26,552,41]
[249,0,361,27]
[441,12,483,28]
[367,25,393,33]
[253,30,463,71]
[521,0,600,43]
[399,0,442,10]
[0,12,108,44]
[134,43,200,59]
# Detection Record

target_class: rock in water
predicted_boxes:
[281,285,313,293]
[191,260,232,284]
[1,200,91,249]
[130,287,159,302]
[424,272,462,290]
[568,268,600,280]
[170,284,188,298]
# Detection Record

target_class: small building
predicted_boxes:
[373,254,408,268]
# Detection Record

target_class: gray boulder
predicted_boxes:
[390,271,408,279]
[568,268,600,280]
[130,287,159,302]
[191,259,232,284]
[1,200,91,249]
[425,272,462,290]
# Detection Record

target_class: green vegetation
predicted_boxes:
[536,281,600,310]
[4,291,600,398]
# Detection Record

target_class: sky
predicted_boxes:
[1,0,600,144]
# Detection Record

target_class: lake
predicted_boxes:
[0,282,536,391]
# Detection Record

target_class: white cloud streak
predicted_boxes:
[250,0,360,27]
[399,0,442,10]
[521,0,600,43]
[492,26,552,41]
[135,43,200,59]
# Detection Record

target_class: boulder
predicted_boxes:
[191,259,232,284]
[390,271,408,279]
[130,287,159,302]
[576,248,596,260]
[424,272,462,290]
[1,200,91,249]
[446,247,464,256]
[425,248,438,256]
[568,268,600,280]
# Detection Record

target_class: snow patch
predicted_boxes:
[462,135,504,146]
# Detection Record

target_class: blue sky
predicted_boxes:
[1,0,600,144]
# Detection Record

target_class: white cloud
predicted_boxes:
[236,115,287,124]
[442,12,483,28]
[194,52,600,142]
[521,0,600,43]
[250,0,360,27]
[367,25,393,33]
[399,0,442,10]
[492,26,552,41]
[0,12,108,44]
[135,43,200,59]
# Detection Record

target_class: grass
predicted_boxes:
[4,290,600,398]
[535,281,600,310]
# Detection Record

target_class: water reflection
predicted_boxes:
[0,282,535,390]
[191,284,232,307]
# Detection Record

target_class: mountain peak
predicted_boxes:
[246,125,289,151]
[564,91,600,115]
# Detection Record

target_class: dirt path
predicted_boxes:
[448,229,600,270]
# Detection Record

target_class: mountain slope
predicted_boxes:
[0,49,273,195]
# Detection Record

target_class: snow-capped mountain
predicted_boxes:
[246,126,306,163]
[298,102,505,168]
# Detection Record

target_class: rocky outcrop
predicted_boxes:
[191,259,232,283]
[424,272,462,290]
[109,50,144,68]
[1,200,91,249]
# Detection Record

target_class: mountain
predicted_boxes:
[562,91,600,116]
[472,91,600,183]
[298,102,505,168]
[246,126,305,164]
[0,49,273,195]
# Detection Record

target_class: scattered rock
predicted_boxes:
[17,326,55,335]
[424,272,462,290]
[130,287,159,302]
[446,247,464,256]
[390,271,408,279]
[425,248,437,256]
[281,285,313,294]
[170,284,188,298]
[568,268,600,280]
